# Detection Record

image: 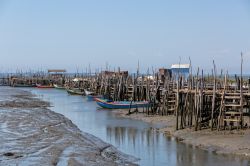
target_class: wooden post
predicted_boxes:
[217,73,227,130]
[194,68,199,131]
[211,60,216,130]
[176,76,179,130]
[240,52,243,128]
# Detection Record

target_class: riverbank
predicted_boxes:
[113,109,250,159]
[0,87,138,166]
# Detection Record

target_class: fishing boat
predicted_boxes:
[95,98,150,109]
[66,88,85,95]
[11,78,36,87]
[36,84,54,88]
[87,94,103,101]
[84,89,94,95]
[54,84,65,89]
[12,84,36,87]
[84,89,103,100]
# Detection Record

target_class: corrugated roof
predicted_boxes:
[48,69,66,73]
[171,64,190,69]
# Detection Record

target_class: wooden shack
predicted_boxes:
[158,68,172,81]
[171,64,190,79]
[48,69,66,77]
[101,70,128,77]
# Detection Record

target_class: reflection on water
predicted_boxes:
[27,88,249,166]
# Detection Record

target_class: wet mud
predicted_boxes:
[0,87,138,166]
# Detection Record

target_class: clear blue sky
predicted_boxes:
[0,0,249,73]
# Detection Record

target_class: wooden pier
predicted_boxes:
[1,64,250,132]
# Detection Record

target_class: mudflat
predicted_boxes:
[0,87,138,166]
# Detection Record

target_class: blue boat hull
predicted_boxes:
[87,95,103,101]
[95,98,150,109]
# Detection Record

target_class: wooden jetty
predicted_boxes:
[1,58,249,132]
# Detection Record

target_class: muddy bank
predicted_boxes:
[113,109,250,159]
[0,87,138,166]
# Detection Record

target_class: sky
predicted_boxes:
[0,0,250,74]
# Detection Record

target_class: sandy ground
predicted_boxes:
[113,108,250,159]
[0,87,138,166]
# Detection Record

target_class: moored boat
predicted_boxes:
[12,84,36,87]
[66,88,84,95]
[36,84,54,88]
[84,89,103,101]
[87,95,103,101]
[54,84,65,89]
[95,98,150,109]
[84,89,94,95]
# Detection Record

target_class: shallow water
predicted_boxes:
[27,88,249,166]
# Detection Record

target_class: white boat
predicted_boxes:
[84,89,94,95]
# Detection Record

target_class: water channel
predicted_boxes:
[27,88,249,166]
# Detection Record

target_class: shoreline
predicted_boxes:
[0,87,138,166]
[113,109,250,160]
[1,86,249,165]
